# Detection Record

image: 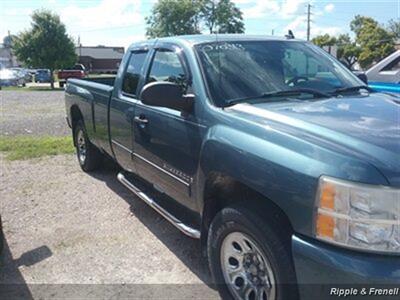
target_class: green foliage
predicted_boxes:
[312,34,361,69]
[336,34,361,69]
[146,0,201,38]
[12,9,76,88]
[311,34,336,47]
[387,19,400,39]
[350,15,395,68]
[201,0,244,34]
[312,17,395,70]
[146,0,244,38]
[0,136,74,160]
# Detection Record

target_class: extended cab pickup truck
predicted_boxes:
[65,35,400,300]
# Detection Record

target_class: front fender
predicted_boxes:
[198,125,388,237]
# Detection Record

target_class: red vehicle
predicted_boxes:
[58,64,86,88]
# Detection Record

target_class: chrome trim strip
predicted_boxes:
[132,152,190,187]
[111,139,133,154]
[117,172,200,239]
[112,140,191,187]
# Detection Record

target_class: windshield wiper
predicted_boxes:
[330,85,373,95]
[225,88,330,106]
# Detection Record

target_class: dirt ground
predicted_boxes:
[0,90,218,299]
[0,90,70,136]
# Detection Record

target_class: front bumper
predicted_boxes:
[292,234,400,299]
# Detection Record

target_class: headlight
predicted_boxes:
[314,176,400,253]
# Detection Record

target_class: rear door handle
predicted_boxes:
[134,116,149,124]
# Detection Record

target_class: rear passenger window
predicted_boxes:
[122,51,147,96]
[381,56,400,72]
[147,50,187,89]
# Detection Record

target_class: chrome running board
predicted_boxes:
[117,172,200,239]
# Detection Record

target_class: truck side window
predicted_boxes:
[283,48,340,88]
[122,51,148,96]
[147,50,186,89]
[381,56,400,72]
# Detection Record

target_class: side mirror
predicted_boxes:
[353,71,368,84]
[140,81,194,112]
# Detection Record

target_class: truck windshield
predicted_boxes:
[195,40,363,106]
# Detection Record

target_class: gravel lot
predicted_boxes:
[0,90,69,136]
[0,91,218,299]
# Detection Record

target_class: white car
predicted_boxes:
[0,69,26,87]
[366,50,400,84]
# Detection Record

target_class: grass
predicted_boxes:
[0,135,75,160]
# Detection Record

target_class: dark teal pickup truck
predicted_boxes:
[65,35,399,300]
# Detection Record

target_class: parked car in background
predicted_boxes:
[35,69,52,83]
[366,50,400,93]
[58,64,86,88]
[0,69,26,88]
[11,67,32,82]
[28,68,37,78]
[66,35,400,300]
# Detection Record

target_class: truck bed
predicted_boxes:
[65,77,116,156]
[77,76,116,86]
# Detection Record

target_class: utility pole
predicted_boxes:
[306,3,311,41]
[78,35,82,61]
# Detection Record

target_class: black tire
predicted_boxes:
[207,204,298,300]
[59,82,64,88]
[74,120,102,172]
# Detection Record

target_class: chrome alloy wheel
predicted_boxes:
[77,129,87,164]
[220,232,276,300]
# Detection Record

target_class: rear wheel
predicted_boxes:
[207,205,298,300]
[74,120,102,172]
[59,81,64,88]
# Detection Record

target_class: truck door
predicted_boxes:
[109,50,148,172]
[132,45,203,211]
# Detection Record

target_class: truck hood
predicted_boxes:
[228,92,400,186]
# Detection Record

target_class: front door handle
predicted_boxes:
[134,116,149,125]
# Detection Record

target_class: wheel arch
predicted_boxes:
[70,105,84,146]
[200,171,294,251]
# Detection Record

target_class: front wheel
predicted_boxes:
[207,205,298,300]
[74,121,102,172]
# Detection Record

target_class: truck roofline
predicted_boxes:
[127,34,305,52]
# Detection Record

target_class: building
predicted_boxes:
[76,46,124,73]
[0,36,21,69]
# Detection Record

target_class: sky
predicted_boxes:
[1,0,399,50]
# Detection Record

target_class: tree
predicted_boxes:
[311,34,336,47]
[146,0,201,38]
[336,34,361,69]
[13,10,76,89]
[387,19,400,39]
[350,15,395,68]
[146,0,245,38]
[201,0,244,34]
